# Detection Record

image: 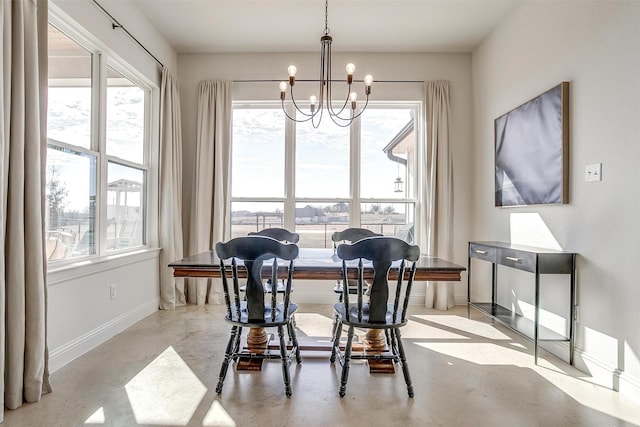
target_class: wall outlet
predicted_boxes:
[585,163,602,182]
[109,283,117,300]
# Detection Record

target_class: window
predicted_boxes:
[46,22,150,263]
[231,104,419,248]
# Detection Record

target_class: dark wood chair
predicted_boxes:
[330,228,382,339]
[248,228,300,293]
[215,235,301,397]
[330,236,420,398]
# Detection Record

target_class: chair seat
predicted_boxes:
[333,302,407,328]
[226,302,298,326]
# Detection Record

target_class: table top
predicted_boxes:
[169,248,466,282]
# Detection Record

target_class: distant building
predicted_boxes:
[295,205,325,224]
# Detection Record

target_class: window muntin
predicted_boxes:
[46,22,150,264]
[230,104,418,249]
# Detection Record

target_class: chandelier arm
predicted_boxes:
[347,95,370,121]
[325,85,351,117]
[324,93,370,127]
[326,112,355,128]
[323,40,354,118]
[318,37,328,116]
[289,85,315,118]
[311,106,324,129]
[281,100,314,123]
[330,94,370,123]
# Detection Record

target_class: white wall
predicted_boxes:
[177,52,474,303]
[472,1,640,400]
[47,0,178,371]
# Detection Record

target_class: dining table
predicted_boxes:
[169,247,466,373]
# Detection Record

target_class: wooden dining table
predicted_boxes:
[169,247,465,373]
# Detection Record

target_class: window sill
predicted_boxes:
[47,247,161,287]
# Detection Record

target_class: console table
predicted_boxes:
[467,241,576,365]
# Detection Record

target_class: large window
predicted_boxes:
[231,104,418,248]
[46,22,150,263]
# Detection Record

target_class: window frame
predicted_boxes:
[230,101,422,246]
[46,12,155,268]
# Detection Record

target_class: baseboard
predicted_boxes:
[48,298,159,373]
[543,340,640,404]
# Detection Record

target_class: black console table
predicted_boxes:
[467,241,576,365]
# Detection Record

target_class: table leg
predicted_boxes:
[363,328,395,374]
[236,327,268,371]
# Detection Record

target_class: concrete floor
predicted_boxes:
[4,304,640,427]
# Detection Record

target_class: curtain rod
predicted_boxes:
[91,0,164,68]
[233,79,424,83]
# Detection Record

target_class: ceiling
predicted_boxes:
[126,0,524,54]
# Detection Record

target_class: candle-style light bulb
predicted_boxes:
[346,63,355,85]
[309,95,317,113]
[279,81,288,100]
[364,74,373,95]
[288,65,297,86]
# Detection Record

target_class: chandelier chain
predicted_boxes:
[324,0,330,35]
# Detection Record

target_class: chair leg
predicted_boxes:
[232,326,243,361]
[216,326,240,394]
[278,325,293,397]
[287,319,302,364]
[330,317,343,363]
[339,326,355,397]
[394,328,414,398]
[385,329,393,352]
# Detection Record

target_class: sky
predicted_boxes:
[232,105,415,209]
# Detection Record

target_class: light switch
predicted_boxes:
[585,163,602,182]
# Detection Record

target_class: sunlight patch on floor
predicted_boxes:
[401,317,470,340]
[203,400,237,427]
[84,407,105,424]
[294,312,335,337]
[410,314,512,340]
[124,346,207,425]
[415,342,537,367]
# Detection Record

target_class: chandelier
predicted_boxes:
[279,0,373,128]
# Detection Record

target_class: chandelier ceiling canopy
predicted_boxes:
[279,0,373,128]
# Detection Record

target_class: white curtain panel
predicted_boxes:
[158,67,186,310]
[0,0,52,419]
[423,81,455,310]
[187,80,232,305]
